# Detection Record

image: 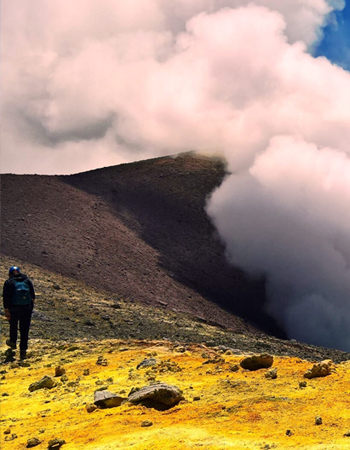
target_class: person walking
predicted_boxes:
[2,266,35,359]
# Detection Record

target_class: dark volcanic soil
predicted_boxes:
[2,153,281,337]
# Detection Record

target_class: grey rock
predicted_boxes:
[94,390,125,408]
[32,311,54,322]
[137,358,158,370]
[127,383,184,407]
[240,354,274,371]
[29,375,56,392]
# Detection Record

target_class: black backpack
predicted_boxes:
[11,279,32,305]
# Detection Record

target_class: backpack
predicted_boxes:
[11,279,32,306]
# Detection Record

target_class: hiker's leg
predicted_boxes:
[19,311,32,351]
[9,311,19,346]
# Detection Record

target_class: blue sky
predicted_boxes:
[315,1,350,70]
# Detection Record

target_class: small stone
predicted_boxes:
[83,369,90,376]
[5,433,18,441]
[141,420,153,427]
[29,375,56,392]
[176,346,186,353]
[137,358,158,370]
[55,366,66,377]
[85,404,97,413]
[2,392,9,397]
[4,428,11,435]
[27,437,41,447]
[193,396,201,401]
[265,368,278,379]
[48,438,66,449]
[229,364,239,372]
[343,430,350,437]
[96,355,108,366]
[60,375,68,383]
[315,416,322,425]
[299,381,307,388]
[286,430,293,436]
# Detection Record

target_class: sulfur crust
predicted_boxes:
[1,340,350,450]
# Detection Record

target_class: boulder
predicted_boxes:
[127,383,184,407]
[304,360,333,379]
[240,354,274,371]
[94,390,125,408]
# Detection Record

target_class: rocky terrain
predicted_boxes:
[1,153,350,449]
[1,256,349,364]
[1,333,350,450]
[1,152,282,337]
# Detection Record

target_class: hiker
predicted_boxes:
[2,266,35,359]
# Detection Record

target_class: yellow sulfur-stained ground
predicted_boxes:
[1,339,350,450]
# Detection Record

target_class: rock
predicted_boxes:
[85,404,97,413]
[83,369,90,376]
[96,355,108,366]
[27,437,41,447]
[304,360,333,379]
[141,420,153,427]
[110,303,121,309]
[229,364,239,372]
[343,430,350,437]
[4,428,11,434]
[315,416,323,425]
[286,430,293,436]
[240,354,274,371]
[4,433,18,441]
[94,390,125,408]
[299,381,307,388]
[137,358,158,370]
[29,375,56,392]
[265,368,278,379]
[55,366,66,377]
[127,383,184,407]
[48,438,66,449]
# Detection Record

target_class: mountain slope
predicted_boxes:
[1,153,280,336]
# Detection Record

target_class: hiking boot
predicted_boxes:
[6,339,16,350]
[20,350,27,360]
